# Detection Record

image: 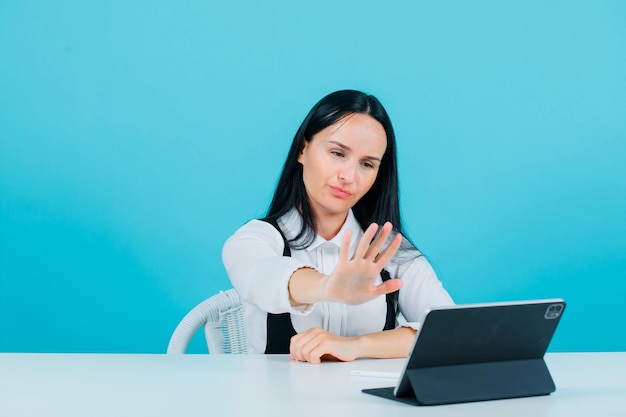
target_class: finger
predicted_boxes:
[338,229,352,264]
[305,334,344,364]
[307,344,331,364]
[353,223,378,260]
[306,346,324,364]
[374,232,403,267]
[289,331,313,362]
[290,329,323,362]
[374,277,403,296]
[363,222,393,260]
[298,332,326,364]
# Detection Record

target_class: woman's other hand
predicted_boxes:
[289,326,416,363]
[289,328,359,364]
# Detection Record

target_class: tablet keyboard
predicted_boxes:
[362,387,420,405]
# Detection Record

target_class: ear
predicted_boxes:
[297,140,308,163]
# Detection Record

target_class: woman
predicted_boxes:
[222,90,453,363]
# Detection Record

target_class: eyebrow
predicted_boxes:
[328,140,382,162]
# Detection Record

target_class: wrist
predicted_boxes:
[288,267,329,305]
[352,334,369,359]
[318,274,332,303]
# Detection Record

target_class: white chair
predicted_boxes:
[167,289,248,354]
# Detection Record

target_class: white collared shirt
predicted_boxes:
[222,208,454,354]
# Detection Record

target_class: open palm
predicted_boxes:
[323,222,403,305]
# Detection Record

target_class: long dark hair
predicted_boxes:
[264,90,419,256]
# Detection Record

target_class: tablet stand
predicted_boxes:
[405,358,555,405]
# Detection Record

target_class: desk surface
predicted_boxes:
[1,352,624,417]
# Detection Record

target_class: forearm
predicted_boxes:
[289,326,417,363]
[353,326,416,359]
[223,221,318,313]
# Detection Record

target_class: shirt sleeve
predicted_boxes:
[222,220,317,315]
[391,254,454,330]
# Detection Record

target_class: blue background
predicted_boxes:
[1,1,624,353]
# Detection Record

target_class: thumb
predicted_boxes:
[375,278,403,296]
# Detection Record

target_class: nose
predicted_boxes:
[338,162,357,182]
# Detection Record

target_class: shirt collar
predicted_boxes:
[278,208,363,251]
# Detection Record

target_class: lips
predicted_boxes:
[329,185,353,198]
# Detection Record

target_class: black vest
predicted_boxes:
[262,218,399,354]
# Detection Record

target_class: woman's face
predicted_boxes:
[298,113,387,223]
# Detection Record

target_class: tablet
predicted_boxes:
[362,298,566,406]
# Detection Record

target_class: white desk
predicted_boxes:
[0,352,624,417]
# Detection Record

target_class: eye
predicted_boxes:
[331,150,344,158]
[361,160,376,169]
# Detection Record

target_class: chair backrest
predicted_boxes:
[167,289,248,354]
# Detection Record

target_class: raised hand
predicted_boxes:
[322,221,403,305]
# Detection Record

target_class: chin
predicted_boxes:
[327,205,354,216]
